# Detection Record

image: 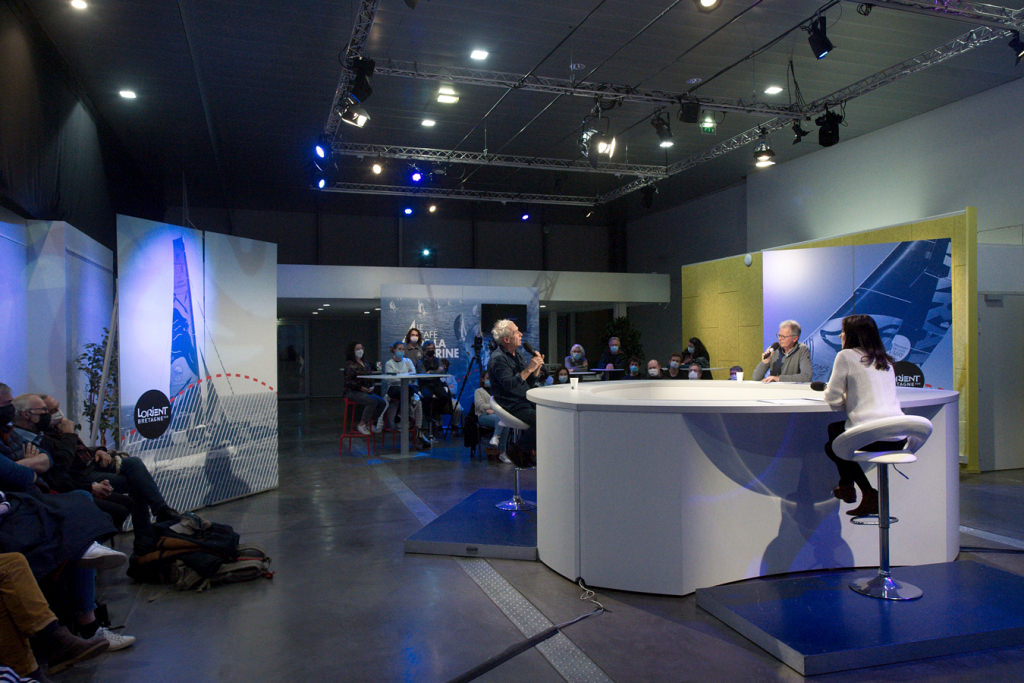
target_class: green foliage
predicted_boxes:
[75,328,119,448]
[603,316,643,361]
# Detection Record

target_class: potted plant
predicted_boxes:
[75,327,120,448]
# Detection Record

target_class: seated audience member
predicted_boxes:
[1,385,51,491]
[0,489,136,652]
[554,366,571,384]
[682,337,712,378]
[487,319,544,466]
[664,352,685,379]
[687,363,703,380]
[382,341,430,449]
[439,359,462,425]
[596,337,627,375]
[474,371,509,461]
[0,552,110,679]
[403,327,424,367]
[416,340,452,440]
[624,357,643,379]
[754,320,812,383]
[729,365,744,380]
[35,395,180,532]
[564,344,589,373]
[343,342,385,435]
[646,359,663,378]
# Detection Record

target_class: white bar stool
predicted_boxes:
[489,397,536,512]
[832,414,933,600]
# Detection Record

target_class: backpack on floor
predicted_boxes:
[127,513,273,590]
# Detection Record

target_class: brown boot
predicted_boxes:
[846,488,879,516]
[42,624,109,674]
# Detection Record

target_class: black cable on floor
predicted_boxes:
[446,606,605,683]
[961,546,1024,554]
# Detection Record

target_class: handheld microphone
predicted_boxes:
[771,342,780,351]
[522,341,539,357]
[810,381,827,391]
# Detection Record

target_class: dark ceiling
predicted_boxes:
[20,0,1024,219]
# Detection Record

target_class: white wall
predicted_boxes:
[747,77,1024,249]
[0,218,28,393]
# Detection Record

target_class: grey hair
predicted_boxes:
[781,320,802,338]
[491,319,517,343]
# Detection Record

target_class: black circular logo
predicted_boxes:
[893,361,924,388]
[134,390,171,439]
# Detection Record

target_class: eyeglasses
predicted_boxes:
[777,333,796,339]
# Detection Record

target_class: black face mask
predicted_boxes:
[0,404,14,429]
[34,412,51,432]
[425,349,435,357]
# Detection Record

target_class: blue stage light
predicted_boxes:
[315,144,326,159]
[317,178,326,189]
[404,207,413,215]
[422,248,431,257]
[521,213,530,221]
[411,171,423,183]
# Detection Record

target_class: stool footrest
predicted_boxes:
[850,515,899,526]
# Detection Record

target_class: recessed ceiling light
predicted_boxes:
[540,304,547,309]
[437,86,459,104]
[470,49,489,61]
[764,85,784,95]
[70,0,88,9]
[119,90,137,99]
[312,311,319,315]
[322,303,331,307]
[374,307,381,311]
[363,311,370,315]
[421,119,436,127]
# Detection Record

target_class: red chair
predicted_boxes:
[339,398,375,455]
[383,421,418,450]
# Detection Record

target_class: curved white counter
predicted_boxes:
[527,380,959,596]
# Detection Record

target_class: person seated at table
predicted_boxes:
[487,319,544,466]
[687,363,704,379]
[646,359,663,378]
[624,357,643,379]
[416,340,451,441]
[682,337,712,379]
[596,337,627,376]
[343,342,385,435]
[754,320,812,383]
[382,341,430,448]
[664,352,685,379]
[729,365,744,380]
[474,370,509,461]
[403,327,424,367]
[564,344,589,373]
[553,366,571,384]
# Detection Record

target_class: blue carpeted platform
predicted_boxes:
[697,561,1024,676]
[404,488,537,561]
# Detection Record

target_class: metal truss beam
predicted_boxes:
[847,1,1024,31]
[325,0,380,138]
[329,142,669,177]
[598,22,1010,205]
[373,60,800,118]
[320,183,595,207]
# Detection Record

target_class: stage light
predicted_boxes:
[340,104,369,128]
[422,248,431,257]
[317,177,327,189]
[764,85,783,95]
[679,101,701,123]
[651,113,674,148]
[792,120,810,145]
[699,112,717,135]
[579,119,616,167]
[753,131,775,168]
[421,119,436,127]
[428,204,437,213]
[371,160,383,175]
[411,169,423,182]
[815,109,843,147]
[71,0,87,9]
[1009,32,1024,66]
[119,90,137,99]
[314,144,326,159]
[470,49,489,61]
[404,207,413,215]
[693,0,720,10]
[807,16,834,60]
[349,57,375,103]
[437,86,459,104]
[521,212,530,221]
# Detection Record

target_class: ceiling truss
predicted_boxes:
[321,182,594,207]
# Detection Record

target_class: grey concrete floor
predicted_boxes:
[60,399,1024,682]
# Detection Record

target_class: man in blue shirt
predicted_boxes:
[486,319,544,466]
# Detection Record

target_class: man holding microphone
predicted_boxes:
[754,319,812,383]
[487,319,545,466]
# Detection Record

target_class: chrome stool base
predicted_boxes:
[496,495,536,512]
[850,572,923,601]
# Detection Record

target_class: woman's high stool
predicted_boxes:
[832,414,933,601]
[489,397,536,512]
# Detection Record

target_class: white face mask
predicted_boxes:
[648,368,660,377]
[355,349,364,359]
[51,409,65,422]
[409,336,419,343]
[688,370,700,379]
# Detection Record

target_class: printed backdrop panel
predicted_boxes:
[117,215,278,512]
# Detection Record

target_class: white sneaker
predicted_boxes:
[357,424,371,435]
[372,423,383,434]
[96,626,136,651]
[498,452,512,464]
[489,434,500,447]
[78,542,127,570]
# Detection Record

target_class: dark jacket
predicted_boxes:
[487,346,538,415]
[596,349,627,371]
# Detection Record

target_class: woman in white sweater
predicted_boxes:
[823,314,904,517]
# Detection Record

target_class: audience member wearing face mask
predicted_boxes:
[624,356,643,379]
[403,327,424,367]
[564,344,589,373]
[596,336,627,378]
[382,341,429,448]
[665,353,685,379]
[646,359,663,379]
[681,337,712,379]
[343,341,386,435]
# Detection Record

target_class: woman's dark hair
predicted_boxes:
[404,328,422,344]
[346,341,364,362]
[480,369,489,388]
[842,314,893,371]
[688,337,709,360]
